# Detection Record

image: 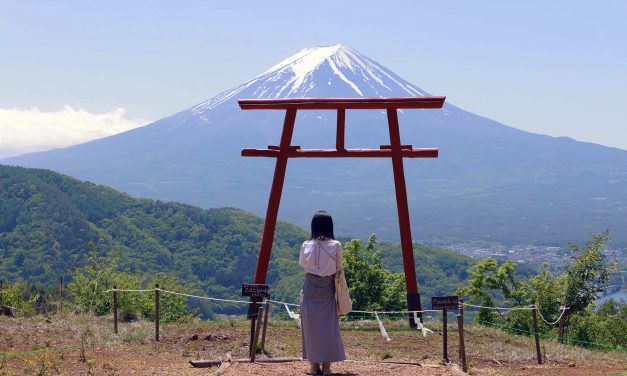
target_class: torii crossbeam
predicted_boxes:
[239,96,446,327]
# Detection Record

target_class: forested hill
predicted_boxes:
[0,164,473,305]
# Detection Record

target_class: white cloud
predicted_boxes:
[0,106,150,159]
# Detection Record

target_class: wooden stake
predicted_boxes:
[251,306,264,362]
[249,312,256,358]
[531,302,542,364]
[113,286,118,335]
[442,307,448,362]
[457,298,467,372]
[260,295,271,353]
[558,307,567,344]
[155,284,160,342]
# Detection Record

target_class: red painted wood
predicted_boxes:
[241,148,438,158]
[268,145,300,151]
[241,96,446,327]
[253,109,297,284]
[238,97,445,110]
[380,144,412,150]
[336,109,346,150]
[386,108,421,323]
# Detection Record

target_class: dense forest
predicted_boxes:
[0,165,473,314]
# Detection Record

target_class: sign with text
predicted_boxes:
[432,295,459,311]
[241,284,269,300]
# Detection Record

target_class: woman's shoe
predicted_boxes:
[308,362,321,375]
[321,362,331,375]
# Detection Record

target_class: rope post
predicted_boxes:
[251,306,264,362]
[531,302,542,364]
[249,312,257,357]
[558,307,567,344]
[155,284,160,342]
[260,294,271,353]
[442,307,448,363]
[113,286,118,335]
[457,298,467,372]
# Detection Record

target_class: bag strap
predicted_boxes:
[335,243,340,275]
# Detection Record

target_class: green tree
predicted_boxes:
[563,230,614,315]
[0,281,38,316]
[68,242,193,322]
[456,258,530,324]
[343,235,406,312]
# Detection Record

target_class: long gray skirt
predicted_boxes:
[300,273,346,363]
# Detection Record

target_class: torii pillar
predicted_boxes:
[239,96,445,327]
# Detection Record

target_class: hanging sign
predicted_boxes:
[432,295,459,310]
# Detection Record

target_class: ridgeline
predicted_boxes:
[0,164,472,311]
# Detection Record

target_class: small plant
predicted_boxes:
[35,348,59,376]
[79,327,94,363]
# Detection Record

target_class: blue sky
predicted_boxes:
[1,1,626,155]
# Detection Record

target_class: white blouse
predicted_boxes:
[299,239,343,277]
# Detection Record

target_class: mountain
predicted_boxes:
[4,45,627,246]
[0,164,473,309]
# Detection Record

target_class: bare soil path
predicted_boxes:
[1,315,624,375]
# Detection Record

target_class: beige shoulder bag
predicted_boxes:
[335,244,352,315]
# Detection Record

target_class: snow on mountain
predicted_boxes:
[192,45,429,115]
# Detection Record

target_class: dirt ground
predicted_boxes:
[1,315,625,375]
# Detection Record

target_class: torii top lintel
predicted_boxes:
[238,96,445,110]
[239,96,446,327]
[238,96,445,159]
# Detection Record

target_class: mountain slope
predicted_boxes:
[0,165,473,308]
[4,45,627,245]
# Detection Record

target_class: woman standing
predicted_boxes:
[299,210,346,375]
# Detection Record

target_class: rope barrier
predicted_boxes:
[463,303,533,311]
[536,306,568,326]
[158,289,252,305]
[111,287,578,320]
[271,299,298,307]
[351,309,441,314]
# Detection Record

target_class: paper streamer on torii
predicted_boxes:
[284,303,301,328]
[413,311,433,337]
[375,313,392,342]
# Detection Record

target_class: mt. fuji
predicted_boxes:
[4,45,627,245]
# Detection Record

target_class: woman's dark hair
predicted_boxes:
[310,210,335,240]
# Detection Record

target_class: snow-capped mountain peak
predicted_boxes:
[192,45,430,115]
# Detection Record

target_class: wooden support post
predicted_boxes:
[457,298,467,372]
[252,109,297,285]
[155,284,160,342]
[442,307,448,363]
[251,306,264,362]
[249,316,256,358]
[386,108,422,327]
[531,302,542,364]
[457,315,467,372]
[558,307,567,344]
[336,109,346,151]
[113,286,118,335]
[260,295,271,353]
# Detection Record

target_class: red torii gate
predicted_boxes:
[239,96,445,326]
